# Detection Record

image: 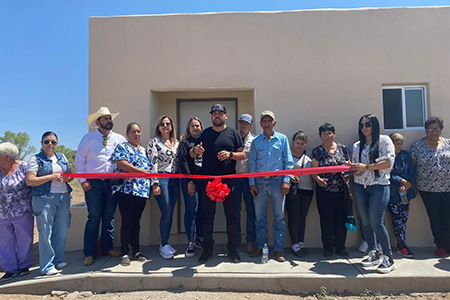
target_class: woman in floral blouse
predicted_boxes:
[111,122,151,266]
[411,116,450,257]
[351,114,396,274]
[311,123,350,258]
[0,142,33,281]
[147,115,180,260]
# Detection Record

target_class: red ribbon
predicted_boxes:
[64,165,350,202]
[64,165,350,180]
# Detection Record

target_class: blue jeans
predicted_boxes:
[33,193,71,274]
[254,177,286,251]
[155,178,180,246]
[181,179,204,242]
[354,183,392,255]
[235,177,256,244]
[84,179,117,258]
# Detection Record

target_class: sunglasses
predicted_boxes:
[427,128,442,133]
[160,122,172,127]
[359,122,372,129]
[43,140,57,145]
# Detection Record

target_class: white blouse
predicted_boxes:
[352,135,395,187]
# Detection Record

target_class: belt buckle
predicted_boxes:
[263,176,271,179]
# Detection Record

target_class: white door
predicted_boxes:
[177,98,237,232]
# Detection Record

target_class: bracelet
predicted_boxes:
[366,164,370,171]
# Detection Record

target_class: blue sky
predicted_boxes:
[1,0,449,150]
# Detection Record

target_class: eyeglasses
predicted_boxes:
[359,122,372,129]
[43,140,57,145]
[103,136,108,146]
[159,122,172,127]
[427,127,442,133]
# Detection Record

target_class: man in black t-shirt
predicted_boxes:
[190,104,245,263]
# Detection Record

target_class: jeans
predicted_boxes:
[420,191,450,249]
[0,212,34,273]
[254,177,286,251]
[354,183,392,255]
[202,179,239,254]
[84,179,117,258]
[116,192,147,256]
[181,179,204,242]
[234,177,256,244]
[33,193,71,274]
[154,178,180,246]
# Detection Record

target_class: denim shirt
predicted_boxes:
[390,150,416,201]
[249,130,294,185]
[31,151,73,197]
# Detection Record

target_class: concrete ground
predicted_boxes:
[1,235,450,296]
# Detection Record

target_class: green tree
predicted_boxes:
[0,131,37,160]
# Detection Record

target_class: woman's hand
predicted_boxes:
[152,184,161,196]
[350,163,367,172]
[187,181,196,196]
[401,179,412,190]
[51,174,63,183]
[290,176,300,184]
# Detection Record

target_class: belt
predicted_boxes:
[263,176,275,179]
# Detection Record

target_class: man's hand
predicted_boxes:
[281,182,290,195]
[81,181,91,192]
[217,150,231,161]
[250,185,258,197]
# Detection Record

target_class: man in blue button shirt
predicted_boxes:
[248,110,294,262]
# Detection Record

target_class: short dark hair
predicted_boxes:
[318,123,335,134]
[41,131,58,142]
[425,116,444,130]
[126,122,141,133]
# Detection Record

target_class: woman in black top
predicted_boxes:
[178,117,204,258]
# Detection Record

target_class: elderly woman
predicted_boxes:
[286,130,314,257]
[111,122,151,266]
[147,115,180,260]
[0,142,33,281]
[388,133,416,258]
[411,116,450,257]
[178,117,204,258]
[351,114,396,274]
[26,132,73,276]
[312,123,350,258]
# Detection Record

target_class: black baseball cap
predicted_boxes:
[210,103,227,114]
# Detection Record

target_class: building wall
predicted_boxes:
[82,7,450,249]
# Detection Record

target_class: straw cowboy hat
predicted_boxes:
[86,107,120,128]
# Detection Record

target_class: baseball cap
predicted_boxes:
[260,110,276,121]
[210,104,227,114]
[238,114,253,124]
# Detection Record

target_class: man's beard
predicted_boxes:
[212,118,225,127]
[100,122,113,130]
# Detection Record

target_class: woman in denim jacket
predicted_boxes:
[388,133,416,258]
[26,131,72,276]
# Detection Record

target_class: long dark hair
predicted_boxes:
[358,114,380,178]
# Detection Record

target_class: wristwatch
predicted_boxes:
[229,152,233,158]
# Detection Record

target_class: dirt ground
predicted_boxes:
[1,290,450,300]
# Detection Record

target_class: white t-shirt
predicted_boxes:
[27,154,68,193]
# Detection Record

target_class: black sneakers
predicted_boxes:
[376,255,396,274]
[361,249,382,267]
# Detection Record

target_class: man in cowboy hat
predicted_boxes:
[75,107,126,266]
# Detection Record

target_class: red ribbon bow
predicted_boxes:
[206,179,230,202]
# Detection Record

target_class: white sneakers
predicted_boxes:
[159,244,177,259]
[45,268,62,276]
[56,262,68,269]
[361,250,396,274]
[358,240,368,253]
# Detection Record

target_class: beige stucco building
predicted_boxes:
[67,6,450,251]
